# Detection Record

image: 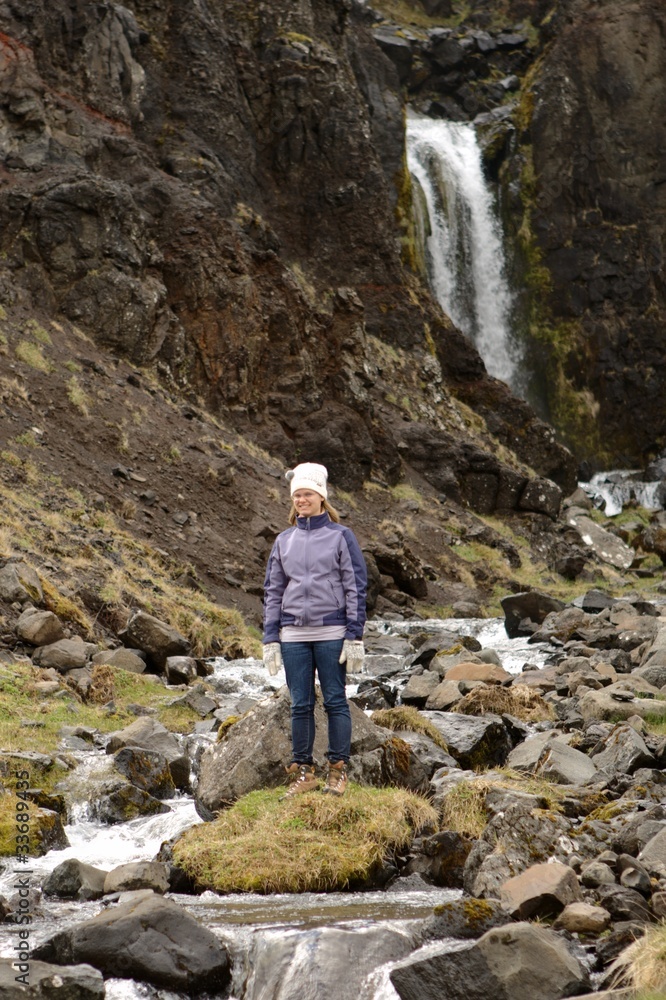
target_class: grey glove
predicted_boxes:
[339,639,364,672]
[263,642,283,676]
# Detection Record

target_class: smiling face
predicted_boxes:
[292,489,325,518]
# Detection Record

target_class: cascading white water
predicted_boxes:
[407,114,518,387]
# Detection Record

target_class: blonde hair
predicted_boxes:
[289,497,341,525]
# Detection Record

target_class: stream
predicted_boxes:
[0,616,554,999]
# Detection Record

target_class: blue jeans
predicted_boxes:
[281,639,352,765]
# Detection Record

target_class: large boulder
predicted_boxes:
[105,717,190,789]
[33,639,94,672]
[419,711,512,769]
[390,922,589,1000]
[33,893,230,994]
[195,687,425,815]
[0,959,104,999]
[124,610,191,669]
[566,513,635,570]
[242,921,419,1000]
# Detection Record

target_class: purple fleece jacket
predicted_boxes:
[262,511,367,643]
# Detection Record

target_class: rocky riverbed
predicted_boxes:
[2,591,666,998]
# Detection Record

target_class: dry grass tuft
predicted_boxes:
[371,705,449,751]
[439,769,565,838]
[608,922,666,997]
[172,785,437,893]
[453,683,556,722]
[88,664,116,704]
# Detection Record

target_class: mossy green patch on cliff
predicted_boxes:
[172,785,437,893]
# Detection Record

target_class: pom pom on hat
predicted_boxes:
[285,462,328,498]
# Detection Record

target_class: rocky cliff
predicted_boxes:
[504,0,666,467]
[0,0,574,496]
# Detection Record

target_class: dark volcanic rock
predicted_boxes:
[33,894,231,994]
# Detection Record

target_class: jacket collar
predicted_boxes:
[295,511,330,530]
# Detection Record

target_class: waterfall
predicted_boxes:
[407,114,518,387]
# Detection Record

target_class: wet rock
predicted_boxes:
[169,683,217,717]
[33,894,231,993]
[500,592,566,639]
[403,830,473,888]
[165,655,199,684]
[112,746,176,799]
[103,861,170,894]
[125,610,191,669]
[499,861,582,919]
[16,608,65,646]
[43,859,108,901]
[106,717,190,789]
[420,711,512,769]
[0,560,43,603]
[390,922,589,1000]
[420,897,511,941]
[93,779,172,825]
[91,647,147,673]
[0,959,104,998]
[243,921,419,1000]
[553,900,611,934]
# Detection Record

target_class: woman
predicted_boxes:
[262,462,367,798]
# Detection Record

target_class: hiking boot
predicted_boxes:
[323,760,347,796]
[279,763,318,799]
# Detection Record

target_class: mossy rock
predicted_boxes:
[172,785,437,893]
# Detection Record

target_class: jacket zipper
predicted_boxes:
[303,516,311,625]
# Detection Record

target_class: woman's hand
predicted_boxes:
[339,639,364,672]
[263,642,283,676]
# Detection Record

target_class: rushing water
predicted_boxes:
[0,616,555,998]
[578,469,666,516]
[406,114,518,387]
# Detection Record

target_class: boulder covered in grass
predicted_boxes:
[173,785,437,894]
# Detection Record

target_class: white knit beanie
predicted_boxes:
[285,462,328,499]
